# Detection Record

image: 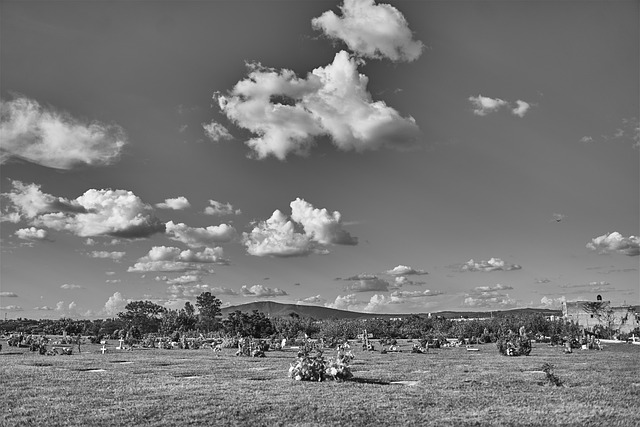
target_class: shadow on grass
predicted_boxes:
[346,377,391,385]
[0,352,24,356]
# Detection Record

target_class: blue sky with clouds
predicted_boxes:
[1,0,638,319]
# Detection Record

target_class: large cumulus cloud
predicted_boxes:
[243,198,357,257]
[586,232,639,256]
[1,180,164,239]
[0,96,126,169]
[217,51,420,160]
[311,0,423,62]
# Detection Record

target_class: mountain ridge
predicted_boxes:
[221,301,562,320]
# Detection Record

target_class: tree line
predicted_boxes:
[0,292,607,342]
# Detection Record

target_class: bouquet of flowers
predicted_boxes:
[288,347,353,382]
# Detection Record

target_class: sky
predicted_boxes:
[1,0,638,320]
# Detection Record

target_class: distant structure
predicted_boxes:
[562,297,640,335]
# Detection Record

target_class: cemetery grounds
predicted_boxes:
[1,339,639,426]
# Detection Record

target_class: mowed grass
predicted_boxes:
[1,340,639,426]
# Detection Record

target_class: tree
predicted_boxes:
[177,302,198,331]
[195,292,222,332]
[582,301,615,337]
[118,300,164,334]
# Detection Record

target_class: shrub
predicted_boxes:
[541,363,563,387]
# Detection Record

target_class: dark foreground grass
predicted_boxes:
[1,340,639,426]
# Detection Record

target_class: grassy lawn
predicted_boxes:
[1,340,639,426]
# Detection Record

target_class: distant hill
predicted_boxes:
[221,301,562,320]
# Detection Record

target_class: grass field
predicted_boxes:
[1,339,639,426]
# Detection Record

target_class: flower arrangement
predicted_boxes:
[288,345,353,382]
[496,333,531,356]
[235,337,266,357]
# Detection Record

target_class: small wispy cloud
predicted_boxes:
[468,95,533,117]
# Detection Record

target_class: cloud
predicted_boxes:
[210,286,240,296]
[582,118,640,149]
[244,199,356,257]
[391,276,426,288]
[128,245,226,273]
[511,100,531,118]
[539,296,566,309]
[2,180,85,219]
[202,121,233,142]
[0,305,23,311]
[325,294,366,311]
[344,276,389,292]
[1,181,165,239]
[298,295,326,305]
[155,197,191,210]
[15,227,48,241]
[363,294,401,312]
[384,265,427,276]
[242,211,314,257]
[217,50,421,160]
[587,232,639,256]
[311,0,423,62]
[463,283,517,308]
[204,200,241,216]
[469,95,508,116]
[161,274,202,285]
[0,96,126,169]
[165,221,236,248]
[34,306,54,311]
[89,251,126,261]
[241,284,288,297]
[103,292,128,316]
[342,273,377,281]
[60,284,84,290]
[535,278,551,284]
[290,198,357,245]
[391,289,442,298]
[0,292,18,297]
[166,283,221,298]
[127,260,200,273]
[469,95,532,117]
[460,258,522,272]
[105,279,121,284]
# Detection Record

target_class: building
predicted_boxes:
[562,297,640,335]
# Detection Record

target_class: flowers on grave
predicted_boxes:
[235,337,267,357]
[288,345,353,382]
[496,331,531,356]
